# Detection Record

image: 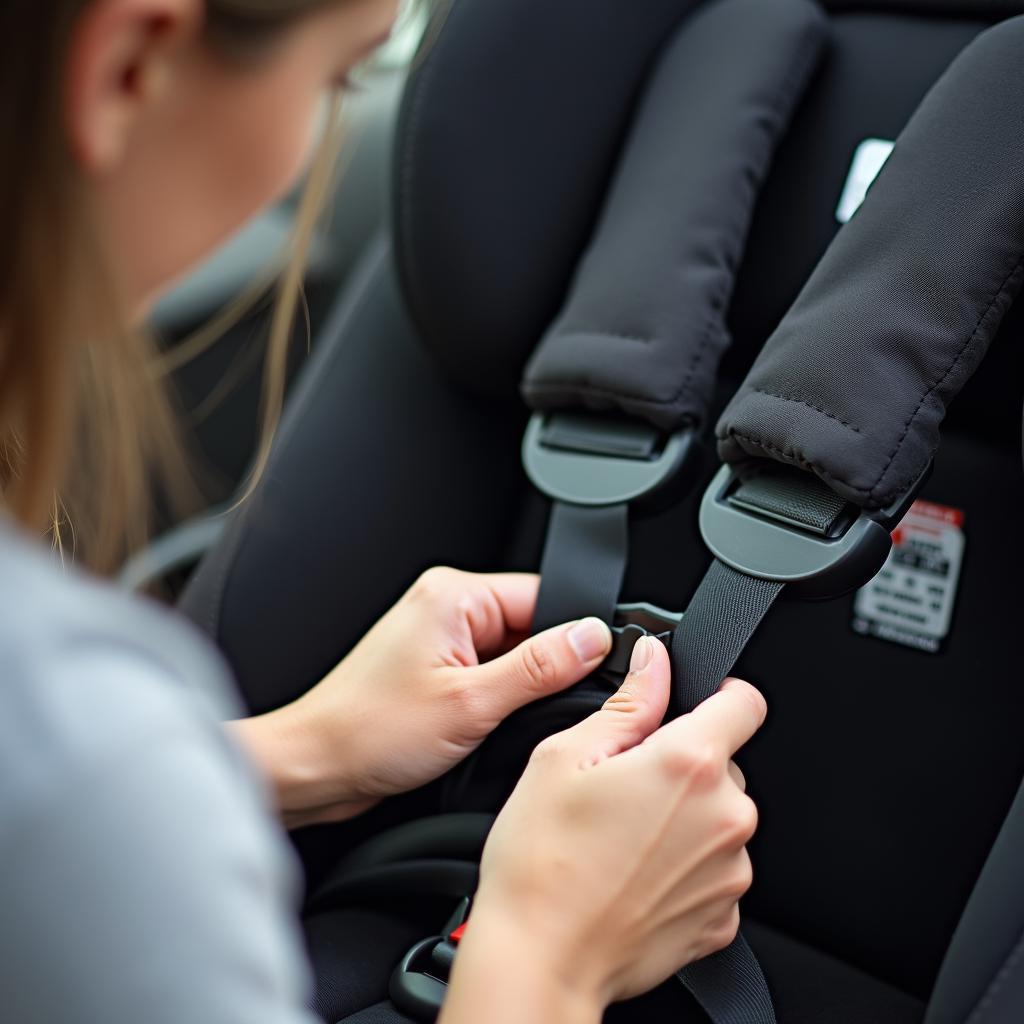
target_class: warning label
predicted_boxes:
[852,500,965,654]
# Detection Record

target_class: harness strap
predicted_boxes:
[532,502,629,633]
[677,931,778,1024]
[671,560,784,714]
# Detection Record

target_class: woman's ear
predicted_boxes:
[64,0,201,173]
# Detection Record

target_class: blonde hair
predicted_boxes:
[0,0,346,572]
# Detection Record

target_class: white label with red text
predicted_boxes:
[851,500,965,654]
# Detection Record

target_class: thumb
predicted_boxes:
[470,617,612,719]
[567,635,672,762]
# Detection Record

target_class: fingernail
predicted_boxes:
[629,636,653,673]
[568,617,612,662]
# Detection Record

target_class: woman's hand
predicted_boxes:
[442,637,767,1024]
[232,568,613,828]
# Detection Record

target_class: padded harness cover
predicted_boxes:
[520,0,826,432]
[717,16,1024,510]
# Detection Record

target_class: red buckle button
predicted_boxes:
[449,923,467,944]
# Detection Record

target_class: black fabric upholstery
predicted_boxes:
[305,908,424,1022]
[520,0,825,432]
[744,920,925,1023]
[717,16,1024,511]
[926,779,1024,1024]
[181,238,527,715]
[963,952,1024,1024]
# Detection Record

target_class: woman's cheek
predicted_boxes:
[233,68,328,215]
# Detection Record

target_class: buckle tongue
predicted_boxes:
[598,602,683,686]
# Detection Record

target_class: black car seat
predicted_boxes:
[181,1,1024,1021]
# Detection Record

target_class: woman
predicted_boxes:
[0,1,767,1022]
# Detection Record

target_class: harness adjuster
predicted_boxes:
[699,462,932,600]
[522,411,698,509]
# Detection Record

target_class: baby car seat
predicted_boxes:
[182,1,1024,1021]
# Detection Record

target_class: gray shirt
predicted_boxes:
[0,520,318,1023]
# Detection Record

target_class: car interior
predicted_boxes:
[140,0,1024,1021]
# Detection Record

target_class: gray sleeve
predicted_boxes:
[0,648,320,1024]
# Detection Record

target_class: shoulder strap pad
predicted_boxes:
[521,0,826,432]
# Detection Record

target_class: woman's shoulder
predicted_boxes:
[0,526,316,1024]
[0,517,250,805]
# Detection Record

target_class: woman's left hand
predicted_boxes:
[231,568,612,828]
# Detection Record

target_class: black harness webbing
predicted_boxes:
[532,502,629,633]
[670,560,784,715]
[676,930,779,1024]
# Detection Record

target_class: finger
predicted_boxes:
[467,574,541,657]
[407,570,540,659]
[563,635,672,763]
[478,573,542,635]
[468,616,612,718]
[648,677,767,760]
[728,761,746,792]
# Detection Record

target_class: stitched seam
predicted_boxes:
[966,927,1024,1024]
[550,330,655,346]
[753,388,862,433]
[727,429,867,495]
[525,373,708,408]
[865,254,1024,506]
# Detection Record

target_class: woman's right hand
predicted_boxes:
[441,635,767,1023]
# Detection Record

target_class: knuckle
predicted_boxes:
[443,676,485,718]
[735,796,760,842]
[708,906,741,952]
[662,741,722,785]
[722,853,754,901]
[531,733,570,765]
[691,743,723,785]
[719,795,759,845]
[411,566,460,602]
[519,638,559,693]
